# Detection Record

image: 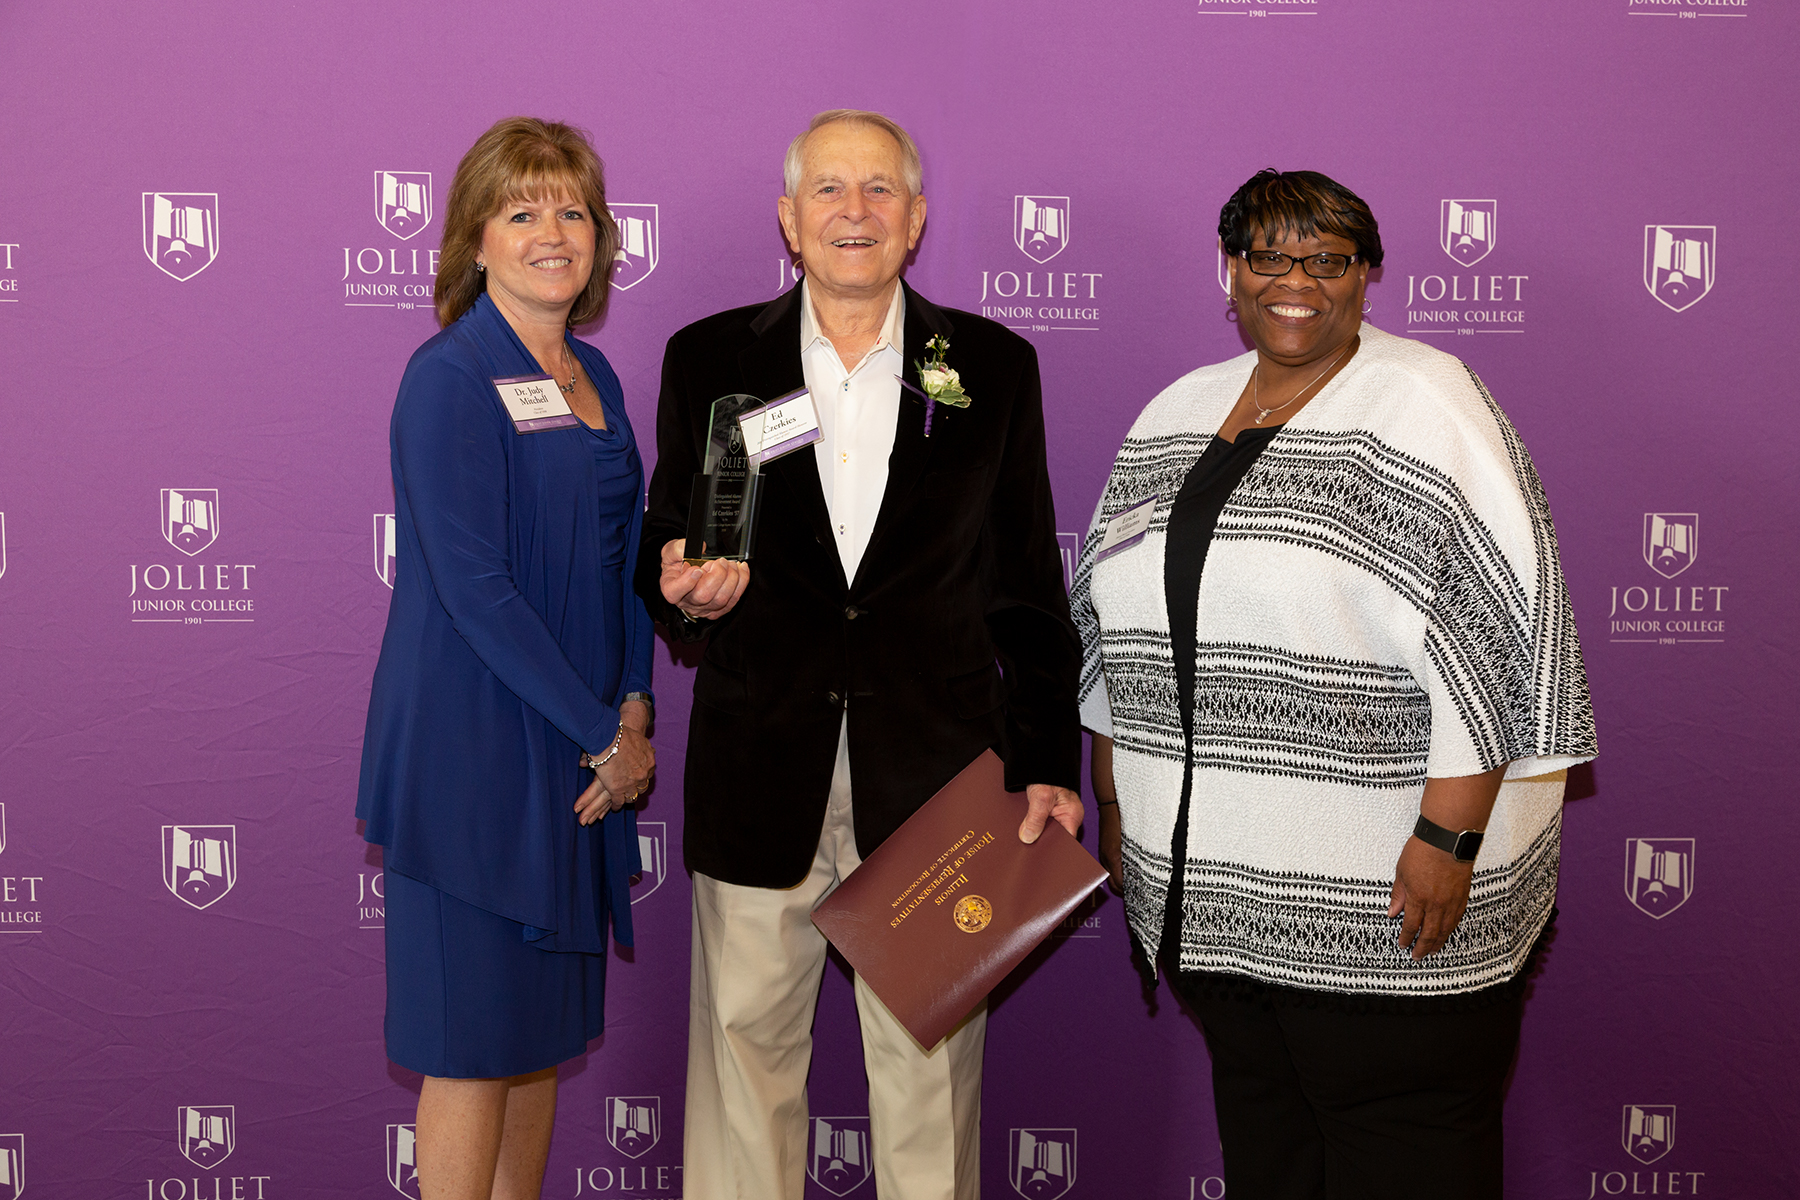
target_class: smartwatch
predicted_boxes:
[1412,814,1484,864]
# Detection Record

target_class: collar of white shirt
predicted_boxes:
[798,278,906,375]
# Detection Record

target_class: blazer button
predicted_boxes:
[845,605,863,620]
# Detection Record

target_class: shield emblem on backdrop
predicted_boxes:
[143,193,219,281]
[0,803,7,856]
[609,204,659,290]
[1625,839,1693,919]
[1642,513,1698,579]
[0,1133,22,1200]
[163,825,238,910]
[630,822,666,905]
[177,1106,235,1169]
[1056,532,1081,591]
[162,489,220,557]
[1440,199,1497,267]
[1622,1105,1677,1164]
[374,514,397,588]
[0,512,7,580]
[1644,225,1714,312]
[387,1124,421,1198]
[1009,1129,1077,1200]
[808,1117,873,1196]
[375,172,433,240]
[605,1096,659,1159]
[1014,197,1070,264]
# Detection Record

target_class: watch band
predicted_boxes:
[1412,813,1484,863]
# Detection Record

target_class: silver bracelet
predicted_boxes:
[580,726,625,770]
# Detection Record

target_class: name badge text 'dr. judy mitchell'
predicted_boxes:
[492,374,580,433]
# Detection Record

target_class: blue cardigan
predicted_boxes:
[357,294,651,952]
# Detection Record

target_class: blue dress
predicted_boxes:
[357,293,652,1078]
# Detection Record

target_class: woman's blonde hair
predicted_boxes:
[435,117,620,328]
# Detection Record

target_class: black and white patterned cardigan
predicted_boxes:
[1072,324,1597,996]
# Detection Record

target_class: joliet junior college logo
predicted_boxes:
[1009,1128,1076,1200]
[387,1123,421,1198]
[375,172,433,240]
[0,1133,21,1200]
[163,488,220,557]
[178,1105,235,1169]
[1643,513,1698,579]
[630,821,666,904]
[1645,225,1714,312]
[163,825,238,910]
[605,1096,659,1159]
[1626,838,1693,919]
[608,204,658,290]
[375,513,397,588]
[143,193,219,281]
[1014,197,1069,264]
[1440,199,1497,267]
[808,1117,872,1196]
[1623,1104,1676,1165]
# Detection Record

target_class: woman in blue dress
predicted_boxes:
[357,117,656,1200]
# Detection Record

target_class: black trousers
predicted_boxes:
[1170,975,1524,1200]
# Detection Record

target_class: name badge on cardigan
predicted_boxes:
[1095,495,1158,561]
[493,374,580,433]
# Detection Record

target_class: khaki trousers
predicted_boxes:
[684,722,986,1200]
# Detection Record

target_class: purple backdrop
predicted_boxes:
[2,1,1795,1197]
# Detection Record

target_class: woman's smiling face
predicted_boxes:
[1231,226,1369,368]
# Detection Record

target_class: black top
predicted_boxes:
[1157,424,1283,968]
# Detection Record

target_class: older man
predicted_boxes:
[633,109,1082,1200]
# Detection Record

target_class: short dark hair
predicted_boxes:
[1218,169,1383,269]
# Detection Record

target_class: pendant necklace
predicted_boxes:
[557,343,578,396]
[1253,341,1351,425]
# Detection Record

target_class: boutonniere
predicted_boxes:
[896,334,971,437]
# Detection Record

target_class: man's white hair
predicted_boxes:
[783,109,923,198]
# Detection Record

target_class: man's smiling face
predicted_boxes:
[778,121,926,304]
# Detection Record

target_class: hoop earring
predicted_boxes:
[1227,294,1239,323]
[1361,299,1372,314]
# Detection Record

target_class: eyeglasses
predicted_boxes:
[1240,250,1360,279]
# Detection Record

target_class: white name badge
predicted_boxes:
[493,373,580,433]
[739,389,821,465]
[1095,495,1159,561]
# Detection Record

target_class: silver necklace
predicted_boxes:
[556,343,578,396]
[1252,341,1351,425]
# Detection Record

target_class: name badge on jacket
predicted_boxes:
[1095,495,1158,562]
[739,389,821,465]
[493,374,580,433]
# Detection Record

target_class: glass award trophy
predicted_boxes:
[684,394,766,563]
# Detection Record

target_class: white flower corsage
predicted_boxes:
[905,335,970,437]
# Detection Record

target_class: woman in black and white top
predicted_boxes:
[1072,169,1596,1200]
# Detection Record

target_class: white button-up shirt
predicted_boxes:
[800,278,906,583]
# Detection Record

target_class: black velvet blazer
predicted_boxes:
[633,283,1082,888]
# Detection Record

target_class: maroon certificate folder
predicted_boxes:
[810,749,1107,1048]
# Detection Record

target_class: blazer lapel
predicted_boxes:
[852,283,954,590]
[740,288,838,576]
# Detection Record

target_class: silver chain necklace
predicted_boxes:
[1252,341,1351,425]
[557,342,578,396]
